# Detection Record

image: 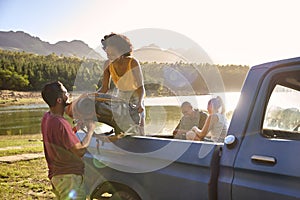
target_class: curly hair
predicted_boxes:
[101,33,133,56]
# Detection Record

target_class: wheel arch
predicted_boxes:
[90,181,144,200]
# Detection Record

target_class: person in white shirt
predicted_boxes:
[186,96,228,142]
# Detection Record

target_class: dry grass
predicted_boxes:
[0,134,55,199]
[0,158,55,199]
[0,134,43,157]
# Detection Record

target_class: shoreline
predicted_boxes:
[0,90,44,107]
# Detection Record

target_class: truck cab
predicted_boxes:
[219,56,300,200]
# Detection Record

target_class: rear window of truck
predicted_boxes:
[263,84,300,139]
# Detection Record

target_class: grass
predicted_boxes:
[0,159,55,199]
[0,134,43,157]
[0,133,42,147]
[0,146,43,157]
[0,134,55,199]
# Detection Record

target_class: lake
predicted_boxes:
[0,93,241,135]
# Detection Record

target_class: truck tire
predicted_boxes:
[91,182,141,200]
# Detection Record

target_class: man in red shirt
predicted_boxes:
[41,81,95,200]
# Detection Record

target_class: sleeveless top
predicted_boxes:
[109,58,139,91]
[208,113,228,142]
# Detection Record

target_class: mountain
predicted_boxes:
[133,44,212,64]
[133,44,188,63]
[0,31,104,60]
[0,30,211,63]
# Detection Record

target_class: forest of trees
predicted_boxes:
[0,50,249,95]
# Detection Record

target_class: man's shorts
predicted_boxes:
[51,174,86,200]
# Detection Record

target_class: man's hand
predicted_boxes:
[71,120,96,158]
[85,120,96,135]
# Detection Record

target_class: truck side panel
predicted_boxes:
[79,134,221,200]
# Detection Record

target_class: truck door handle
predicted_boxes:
[251,155,277,165]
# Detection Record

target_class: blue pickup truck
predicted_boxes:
[77,56,300,200]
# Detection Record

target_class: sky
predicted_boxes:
[0,0,300,66]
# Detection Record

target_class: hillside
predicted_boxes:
[0,31,103,60]
[134,45,188,63]
[133,44,212,64]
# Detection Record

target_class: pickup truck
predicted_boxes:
[76,56,300,200]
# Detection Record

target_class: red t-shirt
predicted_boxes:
[41,112,84,179]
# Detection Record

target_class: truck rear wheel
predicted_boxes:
[91,182,141,200]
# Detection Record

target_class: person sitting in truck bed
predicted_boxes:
[186,96,228,142]
[173,101,208,139]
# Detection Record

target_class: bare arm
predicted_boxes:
[135,87,145,113]
[172,119,190,136]
[70,121,96,158]
[131,58,145,113]
[98,61,110,93]
[195,114,217,140]
[173,122,181,136]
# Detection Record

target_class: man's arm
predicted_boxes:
[173,119,187,136]
[70,121,96,158]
